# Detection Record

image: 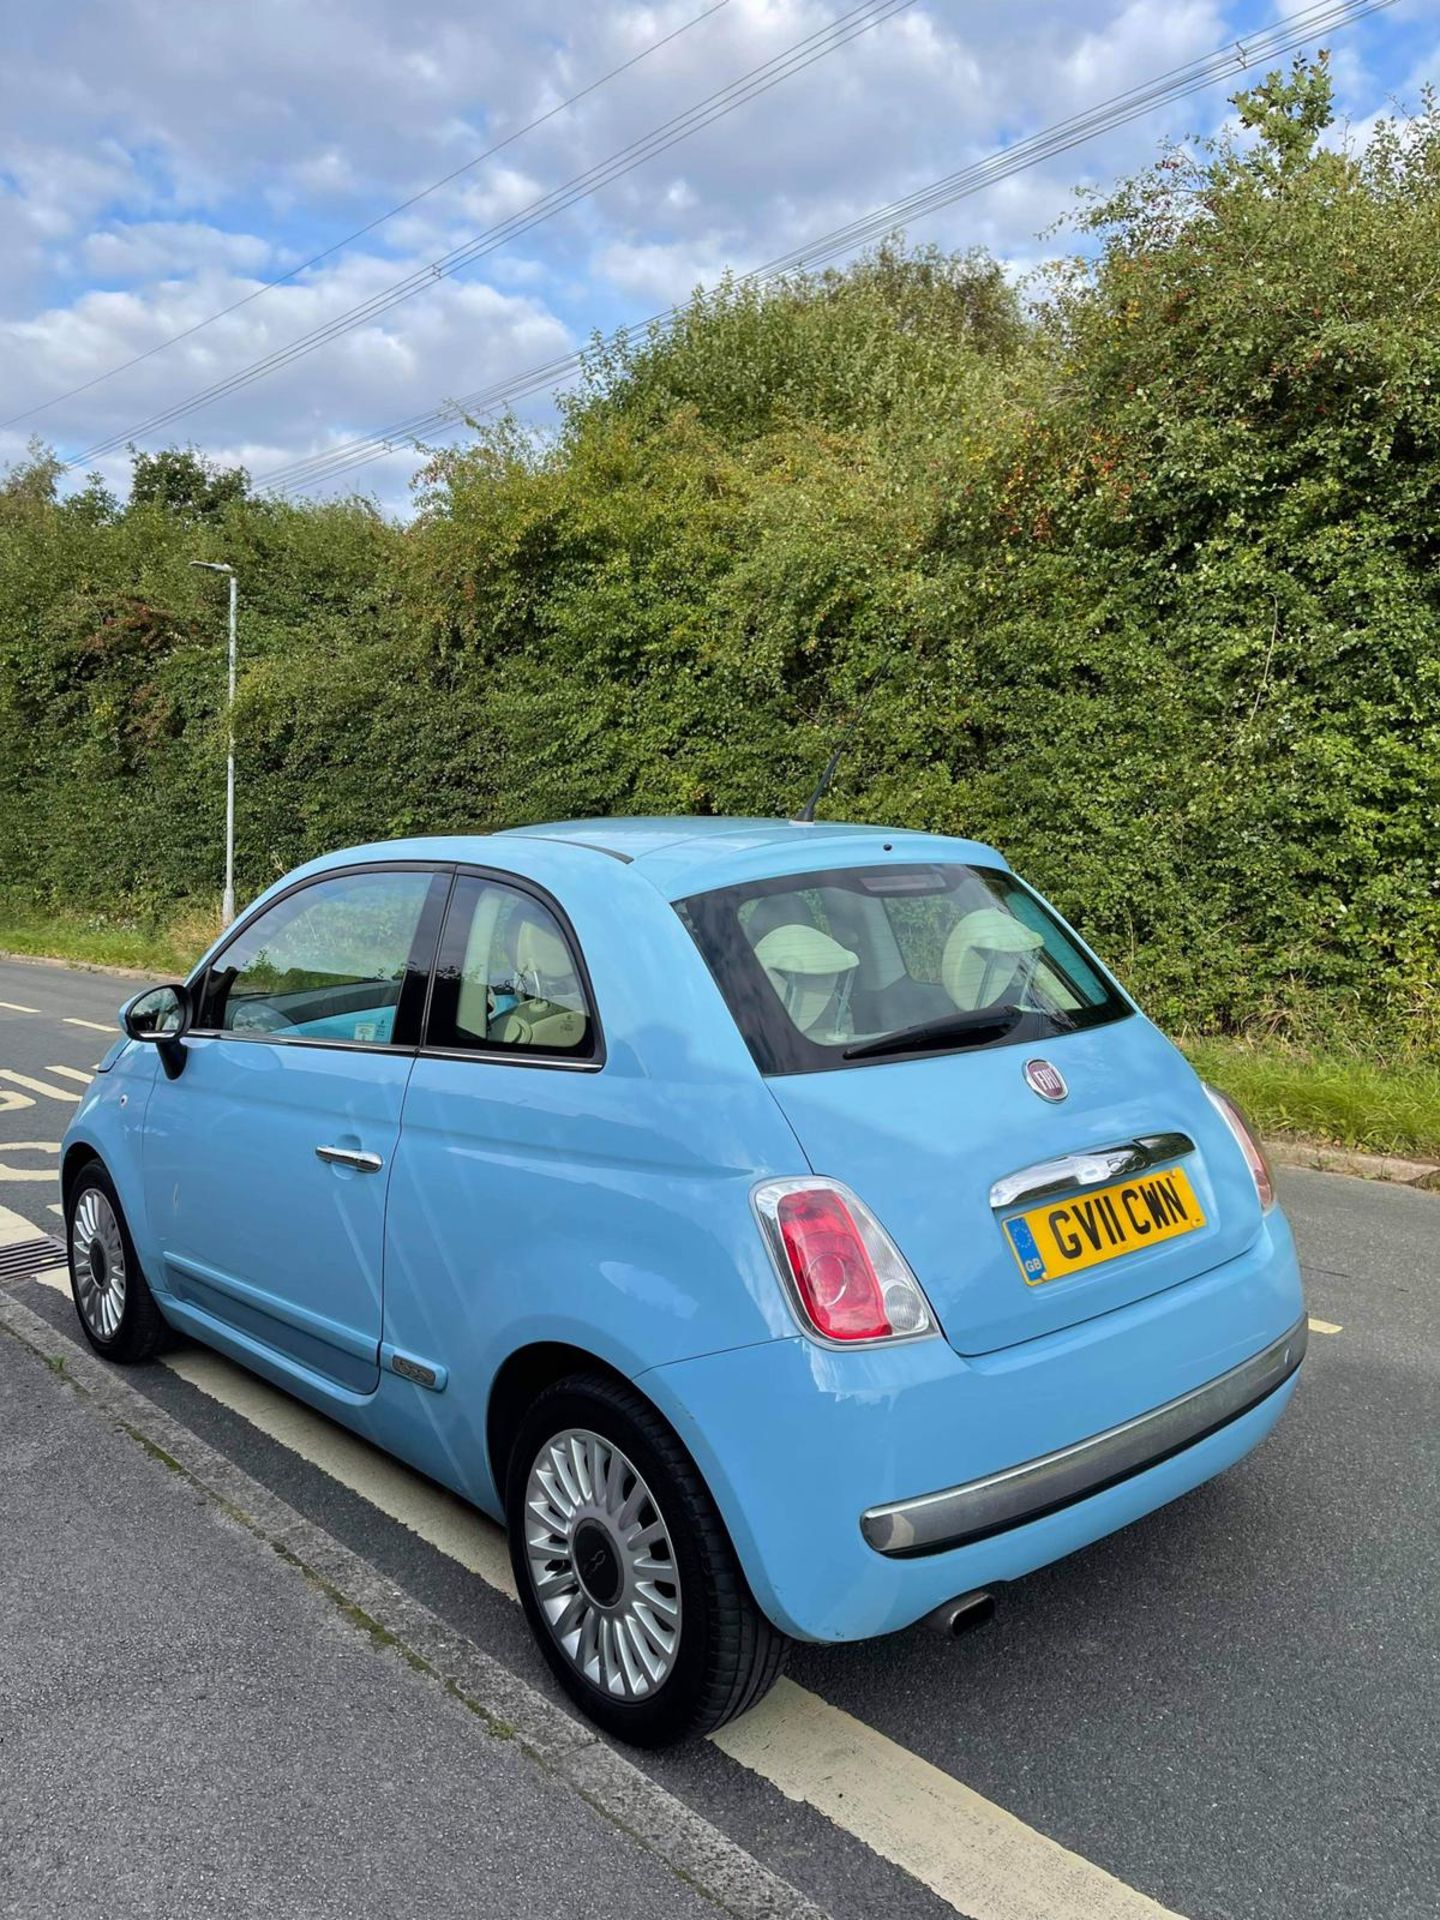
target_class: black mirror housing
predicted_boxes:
[121,983,193,1074]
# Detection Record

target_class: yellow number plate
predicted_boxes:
[1003,1165,1206,1286]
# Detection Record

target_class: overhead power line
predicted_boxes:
[66,0,915,468]
[2,2,730,435]
[263,0,1394,497]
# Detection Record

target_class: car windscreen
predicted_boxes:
[675,862,1132,1076]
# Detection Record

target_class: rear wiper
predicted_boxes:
[842,1004,1027,1063]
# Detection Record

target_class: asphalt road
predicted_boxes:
[1,952,1436,1920]
[0,1326,723,1920]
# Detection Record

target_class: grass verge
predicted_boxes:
[0,904,212,977]
[1181,1035,1440,1164]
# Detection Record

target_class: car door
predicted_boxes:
[378,868,607,1440]
[142,862,448,1395]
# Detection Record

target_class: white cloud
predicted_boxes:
[0,247,571,483]
[81,223,278,283]
[594,236,740,305]
[286,150,361,200]
[0,0,1414,509]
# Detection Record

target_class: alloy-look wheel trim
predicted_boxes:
[524,1427,682,1700]
[71,1188,127,1343]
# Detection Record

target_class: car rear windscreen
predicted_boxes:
[676,863,1132,1075]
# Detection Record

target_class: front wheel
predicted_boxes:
[507,1373,787,1747]
[66,1161,168,1364]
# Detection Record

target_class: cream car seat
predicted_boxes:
[940,908,1046,1011]
[491,911,589,1049]
[751,923,860,1039]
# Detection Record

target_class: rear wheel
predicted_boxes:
[507,1373,787,1747]
[66,1161,168,1364]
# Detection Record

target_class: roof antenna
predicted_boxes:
[791,690,871,824]
[793,741,846,823]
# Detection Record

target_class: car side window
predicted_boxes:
[427,874,596,1060]
[199,868,434,1044]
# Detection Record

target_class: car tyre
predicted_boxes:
[65,1160,168,1364]
[507,1372,788,1747]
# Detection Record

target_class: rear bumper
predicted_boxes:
[861,1313,1307,1557]
[641,1207,1305,1643]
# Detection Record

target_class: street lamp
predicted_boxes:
[189,560,238,925]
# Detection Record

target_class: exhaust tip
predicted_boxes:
[924,1590,996,1639]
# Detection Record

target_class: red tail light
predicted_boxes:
[1205,1086,1276,1211]
[776,1187,891,1340]
[752,1178,936,1344]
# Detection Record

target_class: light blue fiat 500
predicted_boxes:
[61,818,1305,1744]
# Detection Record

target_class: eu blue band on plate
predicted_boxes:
[1005,1215,1048,1283]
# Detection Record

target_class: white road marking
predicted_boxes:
[166,1349,516,1597]
[715,1681,1182,1919]
[0,1070,81,1104]
[108,1334,1185,1919]
[47,1204,63,1219]
[64,1018,116,1034]
[0,1088,36,1113]
[0,1001,40,1015]
[0,1142,61,1181]
[0,1203,44,1247]
[1308,1317,1342,1335]
[45,1065,94,1086]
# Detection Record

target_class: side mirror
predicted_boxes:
[121,983,193,1078]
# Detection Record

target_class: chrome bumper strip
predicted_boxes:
[988,1132,1196,1212]
[860,1315,1308,1558]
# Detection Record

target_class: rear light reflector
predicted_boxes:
[778,1187,890,1340]
[752,1178,936,1344]
[1204,1085,1276,1211]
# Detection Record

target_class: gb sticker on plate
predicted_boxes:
[1004,1215,1049,1284]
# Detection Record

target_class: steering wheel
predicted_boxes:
[229,1002,291,1034]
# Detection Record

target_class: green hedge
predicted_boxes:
[1,61,1435,1049]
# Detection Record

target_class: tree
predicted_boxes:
[128,447,250,518]
[1234,51,1335,177]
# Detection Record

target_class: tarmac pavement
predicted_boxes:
[0,1321,732,1920]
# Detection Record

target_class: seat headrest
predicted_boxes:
[745,894,819,945]
[752,924,859,1038]
[752,925,859,979]
[941,908,1044,1010]
[514,914,578,995]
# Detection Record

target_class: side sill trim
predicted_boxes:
[860,1315,1308,1558]
[163,1251,378,1364]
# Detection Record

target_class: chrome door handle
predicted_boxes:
[315,1145,384,1172]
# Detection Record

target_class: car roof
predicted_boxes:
[284,817,1007,908]
[499,817,1008,897]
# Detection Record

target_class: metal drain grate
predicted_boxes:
[0,1237,66,1284]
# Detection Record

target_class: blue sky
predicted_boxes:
[0,0,1432,511]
